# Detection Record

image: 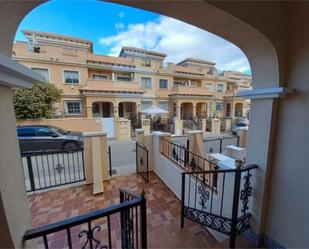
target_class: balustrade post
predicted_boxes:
[181,173,186,228]
[26,155,35,191]
[229,160,242,249]
[140,194,147,249]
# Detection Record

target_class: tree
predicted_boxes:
[12,83,62,119]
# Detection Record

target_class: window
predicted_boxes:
[141,101,153,111]
[159,79,168,89]
[159,101,169,111]
[141,77,152,89]
[64,101,82,114]
[63,70,79,84]
[141,59,151,67]
[217,84,224,92]
[216,102,224,111]
[32,68,49,82]
[93,74,107,80]
[17,127,35,137]
[117,76,131,81]
[36,127,53,137]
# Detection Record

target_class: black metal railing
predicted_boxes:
[160,137,219,189]
[24,188,147,249]
[181,164,258,249]
[136,142,149,183]
[204,135,240,154]
[21,149,85,192]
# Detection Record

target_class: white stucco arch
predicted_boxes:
[0,0,280,89]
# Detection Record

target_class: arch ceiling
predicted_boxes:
[0,0,279,88]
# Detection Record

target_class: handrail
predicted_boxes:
[24,195,143,240]
[181,164,258,175]
[161,137,212,163]
[21,148,83,157]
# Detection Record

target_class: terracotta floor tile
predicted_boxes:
[27,172,221,248]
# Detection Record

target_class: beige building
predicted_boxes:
[12,30,250,129]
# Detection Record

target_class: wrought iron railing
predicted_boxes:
[136,142,149,182]
[21,149,85,192]
[181,164,258,249]
[204,135,240,154]
[24,188,147,249]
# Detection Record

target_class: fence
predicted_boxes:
[136,142,149,182]
[181,164,258,248]
[204,135,239,154]
[21,149,85,192]
[24,188,147,249]
[160,137,218,189]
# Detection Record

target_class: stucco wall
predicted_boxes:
[262,4,309,247]
[16,117,102,132]
[0,85,33,248]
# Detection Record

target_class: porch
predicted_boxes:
[27,172,222,248]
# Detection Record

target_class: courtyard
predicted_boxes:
[27,172,221,248]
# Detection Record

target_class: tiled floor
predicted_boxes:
[27,172,220,248]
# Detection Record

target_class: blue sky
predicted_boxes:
[15,0,251,74]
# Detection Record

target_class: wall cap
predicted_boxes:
[135,128,145,133]
[237,87,294,99]
[152,131,171,137]
[83,132,107,137]
[186,130,203,134]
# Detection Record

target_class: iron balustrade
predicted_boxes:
[204,135,240,154]
[181,164,258,249]
[21,149,85,192]
[24,188,147,249]
[136,142,149,183]
[160,137,219,188]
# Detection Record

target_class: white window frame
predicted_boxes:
[140,101,153,111]
[159,79,169,89]
[62,69,80,84]
[92,74,108,80]
[158,101,169,111]
[31,67,50,82]
[116,75,132,82]
[216,102,224,111]
[217,83,224,92]
[64,100,82,115]
[141,77,152,89]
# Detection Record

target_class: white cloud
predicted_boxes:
[118,11,125,18]
[99,16,250,72]
[115,22,125,30]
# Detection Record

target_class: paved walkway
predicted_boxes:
[108,139,136,176]
[27,172,220,248]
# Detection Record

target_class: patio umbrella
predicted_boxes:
[140,105,169,115]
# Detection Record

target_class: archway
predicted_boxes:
[92,101,114,118]
[196,102,207,118]
[0,1,284,248]
[234,103,244,118]
[226,103,231,117]
[181,102,193,119]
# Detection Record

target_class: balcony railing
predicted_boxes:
[80,78,145,93]
[24,188,147,249]
[170,85,213,96]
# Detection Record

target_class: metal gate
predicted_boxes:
[136,142,149,182]
[21,149,85,192]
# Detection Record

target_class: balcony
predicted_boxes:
[170,85,214,97]
[80,78,145,94]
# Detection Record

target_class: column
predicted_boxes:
[83,132,109,194]
[193,104,197,118]
[86,105,93,118]
[113,105,119,118]
[176,105,181,119]
[112,72,116,81]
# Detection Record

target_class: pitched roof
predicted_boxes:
[119,47,166,58]
[22,30,93,45]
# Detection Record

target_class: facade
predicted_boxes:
[12,30,251,127]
